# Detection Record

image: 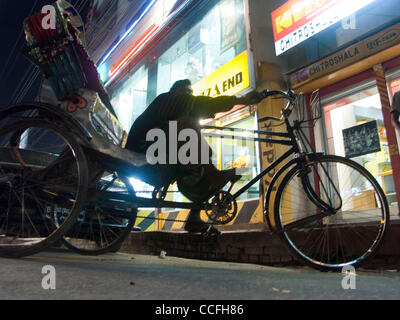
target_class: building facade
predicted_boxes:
[86,0,400,231]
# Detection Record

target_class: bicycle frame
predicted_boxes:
[126,105,305,211]
[122,92,343,231]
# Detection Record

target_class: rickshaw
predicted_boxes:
[0,1,390,271]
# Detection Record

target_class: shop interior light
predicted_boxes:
[108,24,160,82]
[97,0,157,67]
[219,2,236,18]
[128,177,154,199]
[335,0,376,18]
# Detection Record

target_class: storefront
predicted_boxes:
[86,0,400,231]
[275,0,400,214]
[88,0,269,231]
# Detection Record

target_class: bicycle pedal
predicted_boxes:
[201,225,221,238]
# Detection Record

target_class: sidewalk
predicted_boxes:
[119,221,400,270]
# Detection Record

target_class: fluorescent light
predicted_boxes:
[97,0,157,67]
[105,24,159,86]
[103,0,191,87]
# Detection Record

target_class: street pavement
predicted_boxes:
[0,249,399,300]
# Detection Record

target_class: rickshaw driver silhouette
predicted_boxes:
[126,79,263,234]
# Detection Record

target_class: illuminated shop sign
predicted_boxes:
[289,22,400,87]
[192,51,250,97]
[271,0,376,56]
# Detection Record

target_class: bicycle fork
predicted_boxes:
[283,157,343,232]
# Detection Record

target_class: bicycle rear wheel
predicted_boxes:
[274,154,389,271]
[60,174,137,255]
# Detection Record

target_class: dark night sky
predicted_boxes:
[0,0,91,108]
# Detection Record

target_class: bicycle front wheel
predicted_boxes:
[274,154,389,271]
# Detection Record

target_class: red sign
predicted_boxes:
[271,0,376,55]
[271,0,336,42]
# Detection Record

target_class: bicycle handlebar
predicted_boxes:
[257,89,297,121]
[259,89,297,102]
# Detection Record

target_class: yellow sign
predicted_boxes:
[193,51,250,97]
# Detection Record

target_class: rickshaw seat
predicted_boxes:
[23,1,114,116]
[24,2,126,147]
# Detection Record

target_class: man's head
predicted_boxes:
[170,79,193,95]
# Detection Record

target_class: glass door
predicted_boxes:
[323,85,397,206]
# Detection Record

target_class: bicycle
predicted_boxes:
[195,89,390,271]
[0,88,390,270]
[0,2,389,270]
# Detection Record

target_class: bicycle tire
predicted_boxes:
[0,119,88,258]
[274,154,389,271]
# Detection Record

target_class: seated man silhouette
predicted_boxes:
[126,79,262,233]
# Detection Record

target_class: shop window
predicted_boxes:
[156,0,246,94]
[111,65,148,131]
[159,114,259,211]
[323,86,397,205]
[111,65,153,201]
[221,116,260,201]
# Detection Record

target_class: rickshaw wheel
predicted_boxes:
[60,174,137,255]
[0,119,88,258]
